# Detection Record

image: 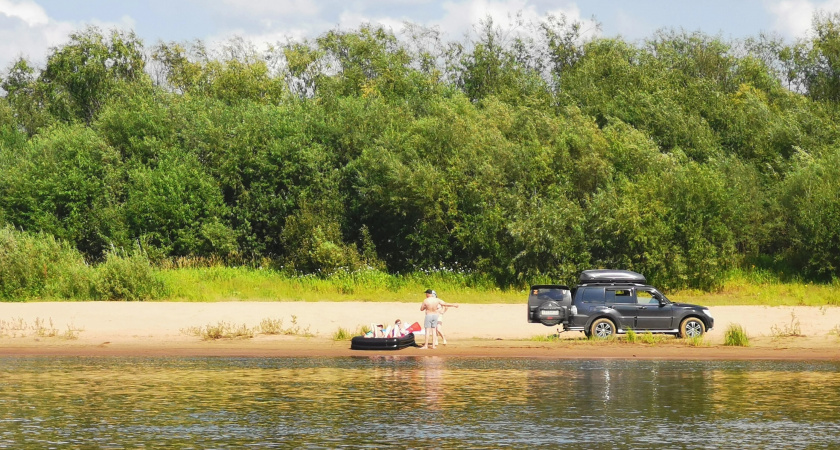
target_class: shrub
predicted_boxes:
[0,226,93,300]
[724,323,750,346]
[258,318,285,335]
[182,321,254,340]
[332,327,353,341]
[92,247,166,300]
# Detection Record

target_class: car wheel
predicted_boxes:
[679,317,706,338]
[537,301,564,326]
[590,318,615,339]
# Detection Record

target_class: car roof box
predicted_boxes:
[579,269,646,284]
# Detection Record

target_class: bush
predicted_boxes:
[0,225,93,300]
[724,323,750,346]
[92,247,166,300]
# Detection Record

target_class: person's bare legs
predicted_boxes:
[431,326,438,348]
[420,330,434,350]
[436,325,447,345]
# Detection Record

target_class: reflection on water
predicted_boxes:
[1,357,839,448]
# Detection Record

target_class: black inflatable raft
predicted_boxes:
[350,333,417,350]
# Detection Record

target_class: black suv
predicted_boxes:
[527,269,713,338]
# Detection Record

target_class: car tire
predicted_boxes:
[679,317,706,338]
[590,318,615,339]
[536,301,565,326]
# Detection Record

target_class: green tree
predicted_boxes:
[1,58,54,135]
[122,151,235,258]
[152,38,286,104]
[783,11,840,102]
[774,148,840,279]
[40,26,148,124]
[0,124,125,257]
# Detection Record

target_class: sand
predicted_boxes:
[1,302,839,360]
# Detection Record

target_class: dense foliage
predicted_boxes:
[3,15,840,292]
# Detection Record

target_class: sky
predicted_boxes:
[1,0,840,71]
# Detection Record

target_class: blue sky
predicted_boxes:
[1,0,837,71]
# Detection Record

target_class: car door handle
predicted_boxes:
[637,306,647,310]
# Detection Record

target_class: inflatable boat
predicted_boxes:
[350,333,417,350]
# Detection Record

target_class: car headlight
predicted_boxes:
[702,308,713,318]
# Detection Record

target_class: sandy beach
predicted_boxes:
[1,302,839,360]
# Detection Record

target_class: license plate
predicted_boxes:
[541,310,559,316]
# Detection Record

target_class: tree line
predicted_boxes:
[2,12,840,291]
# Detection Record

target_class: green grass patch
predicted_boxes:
[671,269,840,306]
[4,248,840,305]
[638,330,668,345]
[529,333,561,342]
[724,324,750,346]
[332,327,354,341]
[155,266,522,303]
[684,335,707,347]
[147,266,840,305]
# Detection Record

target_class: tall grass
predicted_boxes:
[670,268,840,306]
[724,324,750,346]
[156,266,521,303]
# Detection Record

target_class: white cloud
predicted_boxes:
[217,0,322,17]
[0,1,137,71]
[429,0,597,44]
[766,0,840,38]
[767,0,816,38]
[0,0,48,26]
[0,0,71,70]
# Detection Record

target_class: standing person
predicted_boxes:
[419,289,458,349]
[435,301,456,345]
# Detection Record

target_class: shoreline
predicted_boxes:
[1,302,839,360]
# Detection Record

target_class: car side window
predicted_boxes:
[580,287,605,304]
[636,290,657,305]
[606,289,633,304]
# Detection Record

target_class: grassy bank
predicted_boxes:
[158,267,840,306]
[155,267,514,303]
[671,271,840,307]
[4,225,840,305]
[2,239,839,306]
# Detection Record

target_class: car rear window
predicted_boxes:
[530,288,568,302]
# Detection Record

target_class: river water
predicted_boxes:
[1,356,839,448]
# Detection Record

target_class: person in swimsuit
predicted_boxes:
[419,289,458,349]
